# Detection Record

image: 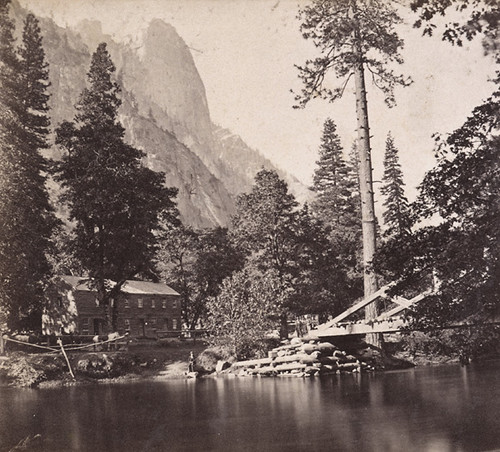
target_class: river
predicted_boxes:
[1,360,499,452]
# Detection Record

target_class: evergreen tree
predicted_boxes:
[0,3,56,332]
[312,119,351,222]
[291,204,355,319]
[18,14,51,150]
[295,0,412,344]
[231,169,353,337]
[231,169,299,278]
[55,43,178,332]
[380,133,411,239]
[311,119,363,299]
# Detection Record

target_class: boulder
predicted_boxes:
[215,360,231,373]
[299,354,320,365]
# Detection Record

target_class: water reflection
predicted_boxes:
[1,361,500,451]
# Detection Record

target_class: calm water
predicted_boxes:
[1,361,500,452]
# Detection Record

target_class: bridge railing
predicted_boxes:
[311,285,433,338]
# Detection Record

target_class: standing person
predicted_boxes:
[188,351,195,373]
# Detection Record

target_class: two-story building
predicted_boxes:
[43,276,182,338]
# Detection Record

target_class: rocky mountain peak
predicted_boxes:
[10,1,310,228]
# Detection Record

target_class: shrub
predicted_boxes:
[195,345,235,372]
[205,268,282,359]
[400,325,500,360]
[6,354,66,387]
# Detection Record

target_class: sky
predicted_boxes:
[20,0,497,203]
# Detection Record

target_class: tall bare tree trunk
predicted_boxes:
[353,58,383,349]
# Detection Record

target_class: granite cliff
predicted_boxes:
[12,2,310,227]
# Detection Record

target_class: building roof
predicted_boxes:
[60,276,180,296]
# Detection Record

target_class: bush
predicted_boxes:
[400,326,500,360]
[233,337,276,360]
[205,268,282,359]
[6,354,66,387]
[400,331,455,357]
[74,352,159,379]
[204,336,279,361]
[195,345,235,372]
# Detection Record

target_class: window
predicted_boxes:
[124,319,131,332]
[138,298,143,308]
[162,299,167,309]
[124,299,130,309]
[150,318,157,328]
[81,318,89,335]
[151,299,156,309]
[172,299,177,309]
[172,319,178,330]
[164,318,169,329]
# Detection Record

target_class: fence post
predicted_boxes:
[0,333,4,355]
[57,338,75,380]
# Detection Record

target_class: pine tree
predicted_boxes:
[55,43,178,333]
[18,14,51,150]
[295,0,411,345]
[292,204,354,319]
[380,133,411,239]
[311,120,363,299]
[373,0,500,357]
[312,119,351,221]
[232,169,298,277]
[0,0,19,125]
[0,3,56,332]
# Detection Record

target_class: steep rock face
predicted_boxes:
[11,2,309,227]
[213,126,312,203]
[18,13,233,227]
[137,20,214,151]
[121,101,233,228]
[73,17,311,207]
[36,19,89,138]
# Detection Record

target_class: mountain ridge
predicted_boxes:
[11,1,311,227]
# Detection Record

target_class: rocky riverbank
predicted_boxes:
[0,340,209,388]
[1,336,452,388]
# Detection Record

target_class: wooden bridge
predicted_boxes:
[309,283,433,339]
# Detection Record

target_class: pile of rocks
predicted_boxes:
[229,338,374,378]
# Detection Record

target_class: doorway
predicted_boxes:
[93,318,102,335]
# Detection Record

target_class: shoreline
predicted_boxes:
[35,355,465,389]
[0,337,471,389]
